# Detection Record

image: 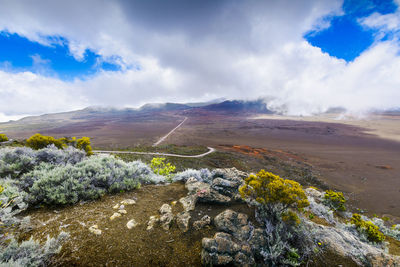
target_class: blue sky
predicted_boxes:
[0,0,397,78]
[0,32,121,80]
[0,0,399,120]
[305,0,398,61]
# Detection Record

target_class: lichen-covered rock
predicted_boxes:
[146,215,159,231]
[126,219,139,229]
[305,187,323,200]
[159,204,174,230]
[201,232,254,266]
[179,195,197,212]
[193,215,211,230]
[214,209,251,240]
[211,177,243,197]
[88,225,102,235]
[159,203,172,214]
[185,177,231,204]
[176,212,191,232]
[309,222,400,266]
[121,199,136,205]
[110,212,122,220]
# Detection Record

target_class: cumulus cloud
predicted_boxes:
[0,0,399,121]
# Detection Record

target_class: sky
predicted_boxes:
[0,0,400,121]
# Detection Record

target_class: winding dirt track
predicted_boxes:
[93,116,216,157]
[94,146,216,158]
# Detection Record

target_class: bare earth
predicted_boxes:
[253,113,400,143]
[166,113,400,220]
[2,111,400,220]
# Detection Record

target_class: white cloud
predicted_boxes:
[0,0,399,119]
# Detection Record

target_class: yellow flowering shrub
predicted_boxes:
[151,157,176,181]
[239,170,309,213]
[351,213,385,243]
[76,137,93,156]
[324,190,346,211]
[0,134,9,142]
[26,133,65,149]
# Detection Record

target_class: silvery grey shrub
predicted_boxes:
[20,155,164,205]
[173,168,212,183]
[0,232,69,267]
[0,145,86,179]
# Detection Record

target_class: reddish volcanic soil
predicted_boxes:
[167,115,400,220]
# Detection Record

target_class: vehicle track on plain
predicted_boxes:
[94,116,216,157]
[94,147,216,158]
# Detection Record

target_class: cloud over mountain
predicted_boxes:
[0,0,399,121]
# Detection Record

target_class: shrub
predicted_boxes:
[150,157,176,181]
[21,155,162,205]
[351,213,385,243]
[372,218,400,241]
[282,210,301,225]
[76,137,93,156]
[0,179,28,228]
[0,146,86,179]
[26,134,65,150]
[173,168,212,183]
[0,232,69,267]
[239,170,309,215]
[323,190,346,211]
[0,134,8,143]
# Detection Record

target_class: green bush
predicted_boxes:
[351,213,385,243]
[323,190,346,211]
[0,134,8,143]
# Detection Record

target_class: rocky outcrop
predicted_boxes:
[214,209,251,240]
[201,210,265,266]
[201,232,254,266]
[309,222,400,266]
[193,215,211,230]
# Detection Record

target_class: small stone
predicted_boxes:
[110,212,122,220]
[176,212,191,232]
[159,204,172,214]
[147,215,159,231]
[113,204,119,209]
[121,199,136,205]
[118,209,127,214]
[160,213,174,231]
[89,225,102,235]
[179,195,197,212]
[171,201,177,206]
[126,219,139,229]
[119,205,125,210]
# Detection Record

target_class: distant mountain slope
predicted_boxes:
[198,99,272,114]
[0,99,272,127]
